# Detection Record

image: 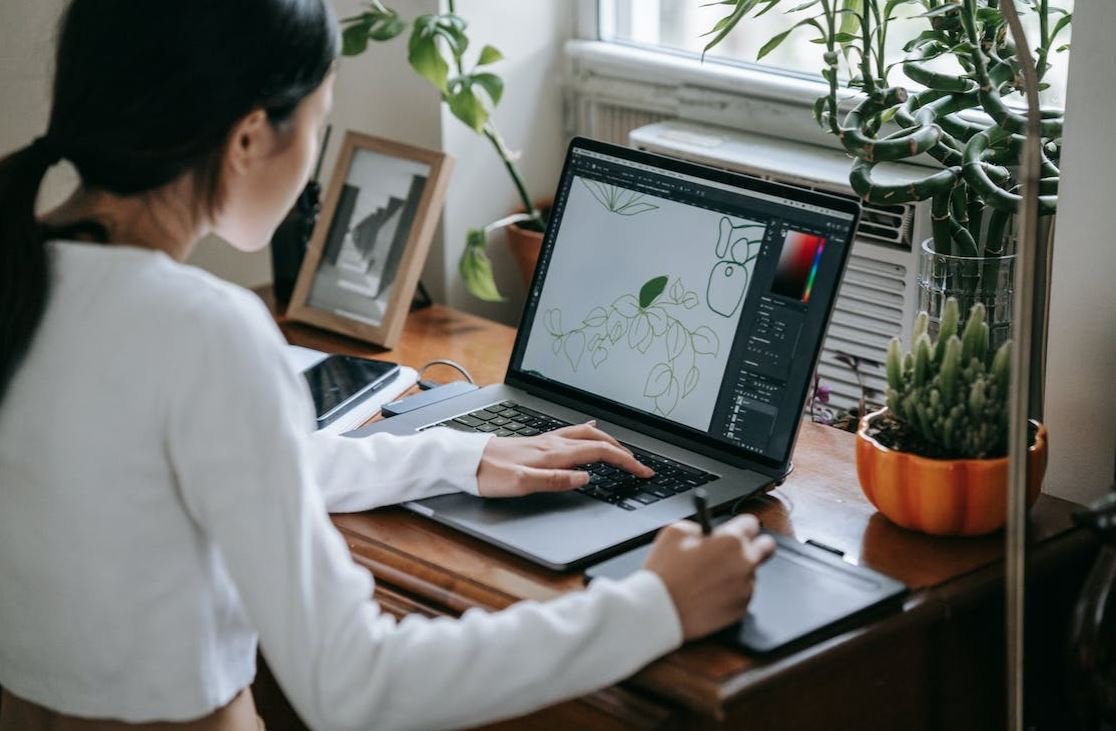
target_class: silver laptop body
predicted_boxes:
[350,138,861,570]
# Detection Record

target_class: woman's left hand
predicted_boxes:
[476,422,654,498]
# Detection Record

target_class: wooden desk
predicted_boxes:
[258,289,1096,730]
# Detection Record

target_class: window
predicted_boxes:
[598,0,1073,107]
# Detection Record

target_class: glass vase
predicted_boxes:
[917,239,1016,348]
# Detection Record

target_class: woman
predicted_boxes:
[0,1,775,729]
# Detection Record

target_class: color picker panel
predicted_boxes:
[771,231,825,303]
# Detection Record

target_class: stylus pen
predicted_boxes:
[693,487,713,536]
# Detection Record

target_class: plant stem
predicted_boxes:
[484,127,543,225]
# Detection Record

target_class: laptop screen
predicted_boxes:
[509,140,858,470]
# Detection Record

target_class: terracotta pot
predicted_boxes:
[505,199,550,284]
[855,407,1047,536]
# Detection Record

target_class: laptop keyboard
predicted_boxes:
[429,401,718,511]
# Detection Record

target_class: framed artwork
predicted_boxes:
[287,131,453,348]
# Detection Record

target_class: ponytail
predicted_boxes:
[0,137,62,405]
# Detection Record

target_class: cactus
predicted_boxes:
[884,298,1011,459]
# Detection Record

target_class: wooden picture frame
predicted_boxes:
[287,131,453,348]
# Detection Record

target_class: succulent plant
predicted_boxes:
[885,297,1011,459]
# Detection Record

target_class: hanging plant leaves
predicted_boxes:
[639,276,669,309]
[592,347,608,368]
[477,44,504,65]
[459,228,503,301]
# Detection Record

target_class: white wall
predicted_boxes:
[0,0,78,210]
[436,0,575,324]
[1042,0,1116,504]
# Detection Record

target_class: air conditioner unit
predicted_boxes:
[629,120,933,413]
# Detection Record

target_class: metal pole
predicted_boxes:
[999,2,1043,729]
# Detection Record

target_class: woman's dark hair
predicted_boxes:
[0,0,338,403]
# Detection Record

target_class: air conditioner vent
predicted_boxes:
[856,202,914,251]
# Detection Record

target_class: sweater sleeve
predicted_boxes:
[165,289,683,731]
[308,428,493,512]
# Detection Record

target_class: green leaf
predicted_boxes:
[918,3,961,19]
[447,84,488,133]
[471,72,504,107]
[758,17,823,60]
[787,0,821,12]
[368,16,406,41]
[477,44,504,65]
[758,27,795,60]
[883,0,910,22]
[342,21,373,56]
[408,27,449,92]
[1049,13,1073,43]
[702,0,757,57]
[812,95,827,127]
[460,229,504,301]
[638,275,669,309]
[838,0,862,39]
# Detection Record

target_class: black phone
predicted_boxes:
[303,355,400,428]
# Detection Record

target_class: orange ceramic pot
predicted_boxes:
[856,408,1047,536]
[505,199,551,284]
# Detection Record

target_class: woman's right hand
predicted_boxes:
[643,514,776,641]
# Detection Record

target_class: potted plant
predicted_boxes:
[341,1,548,302]
[856,297,1047,535]
[703,0,1070,344]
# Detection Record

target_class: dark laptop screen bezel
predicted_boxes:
[504,137,861,476]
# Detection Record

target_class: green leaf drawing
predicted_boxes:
[683,366,700,398]
[665,321,686,361]
[644,363,673,398]
[580,180,660,216]
[543,309,563,336]
[656,378,680,416]
[544,275,723,417]
[606,311,627,344]
[628,313,653,353]
[639,276,669,309]
[583,307,608,327]
[612,294,640,319]
[691,326,720,357]
[564,331,585,372]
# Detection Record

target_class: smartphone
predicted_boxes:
[303,355,400,428]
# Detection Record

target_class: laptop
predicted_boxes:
[350,137,861,570]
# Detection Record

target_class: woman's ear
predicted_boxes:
[225,109,272,176]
